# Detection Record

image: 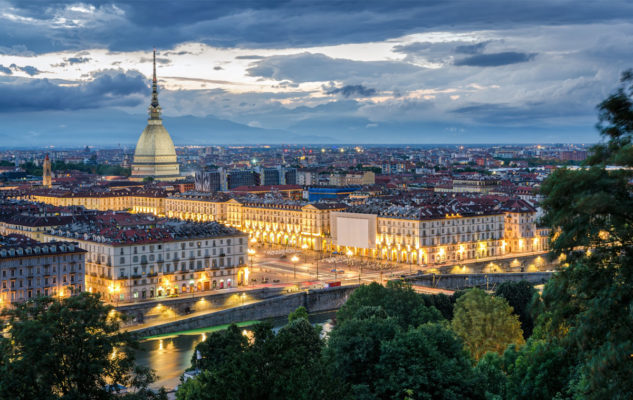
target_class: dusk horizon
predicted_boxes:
[1,0,631,146]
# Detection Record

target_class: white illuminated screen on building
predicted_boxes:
[337,217,370,248]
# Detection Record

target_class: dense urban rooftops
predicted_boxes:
[343,193,535,220]
[48,213,244,245]
[0,234,85,259]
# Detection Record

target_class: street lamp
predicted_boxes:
[291,255,299,280]
[248,248,255,268]
[301,243,308,264]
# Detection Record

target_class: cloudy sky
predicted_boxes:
[0,0,632,147]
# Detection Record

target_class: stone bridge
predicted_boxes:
[426,252,557,275]
[126,285,358,337]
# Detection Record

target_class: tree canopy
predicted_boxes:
[0,293,165,400]
[177,317,346,400]
[451,288,525,361]
[336,281,443,329]
[494,280,537,338]
[536,69,633,399]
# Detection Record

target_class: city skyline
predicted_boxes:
[1,1,632,146]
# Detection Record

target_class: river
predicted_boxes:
[135,310,337,391]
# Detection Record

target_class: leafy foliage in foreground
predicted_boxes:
[0,293,166,400]
[176,320,346,400]
[534,69,633,399]
[451,288,525,361]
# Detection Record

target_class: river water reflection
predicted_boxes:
[135,311,337,390]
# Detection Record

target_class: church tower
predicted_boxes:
[131,49,181,181]
[42,154,52,188]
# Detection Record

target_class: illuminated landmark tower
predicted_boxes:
[42,154,52,188]
[131,50,181,181]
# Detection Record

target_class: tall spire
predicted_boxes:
[149,48,161,120]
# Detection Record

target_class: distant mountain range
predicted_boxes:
[0,108,597,148]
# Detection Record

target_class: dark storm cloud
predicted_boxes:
[0,70,147,112]
[139,57,170,64]
[9,64,41,75]
[455,41,489,54]
[248,53,420,83]
[235,55,265,60]
[325,84,377,98]
[67,57,91,64]
[454,52,537,67]
[451,100,591,124]
[214,66,223,70]
[3,1,633,52]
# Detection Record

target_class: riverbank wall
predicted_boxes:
[407,272,553,291]
[128,285,358,337]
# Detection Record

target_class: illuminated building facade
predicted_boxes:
[329,197,548,266]
[0,235,85,306]
[45,215,248,303]
[225,199,344,250]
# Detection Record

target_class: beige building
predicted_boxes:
[225,198,344,250]
[0,236,86,306]
[329,198,548,267]
[329,171,375,186]
[45,218,248,303]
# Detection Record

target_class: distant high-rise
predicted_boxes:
[42,154,52,188]
[131,49,181,181]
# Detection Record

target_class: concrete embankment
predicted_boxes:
[128,285,358,337]
[407,271,553,291]
[116,286,288,327]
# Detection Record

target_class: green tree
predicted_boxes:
[474,352,507,400]
[178,320,346,400]
[326,308,399,398]
[337,281,442,329]
[190,323,249,372]
[503,340,572,400]
[375,323,485,400]
[451,289,524,361]
[288,305,309,322]
[418,291,465,320]
[494,280,537,338]
[536,69,633,399]
[0,293,165,400]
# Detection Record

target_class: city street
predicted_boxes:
[246,247,418,288]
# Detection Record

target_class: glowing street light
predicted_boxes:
[248,248,256,270]
[291,255,299,279]
[301,243,308,263]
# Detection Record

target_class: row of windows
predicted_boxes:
[2,273,77,289]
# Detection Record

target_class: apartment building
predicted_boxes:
[44,213,248,303]
[329,196,547,265]
[329,171,375,186]
[225,198,344,250]
[0,234,86,306]
[165,192,230,222]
